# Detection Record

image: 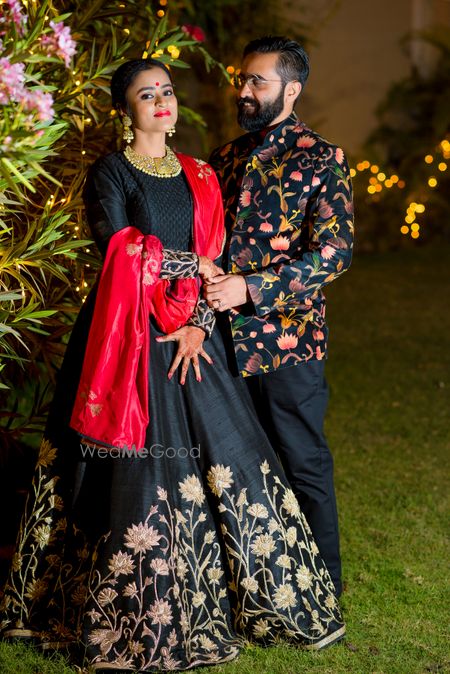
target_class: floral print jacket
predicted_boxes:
[209,113,354,377]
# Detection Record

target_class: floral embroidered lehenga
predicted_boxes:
[0,151,345,672]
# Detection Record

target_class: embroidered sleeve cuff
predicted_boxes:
[187,298,216,338]
[160,249,199,279]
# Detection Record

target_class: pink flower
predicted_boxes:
[250,331,257,338]
[289,278,306,293]
[321,245,336,260]
[260,222,273,233]
[0,0,27,36]
[41,21,77,68]
[315,346,324,360]
[313,329,324,341]
[249,238,256,245]
[318,200,334,219]
[235,247,253,268]
[276,333,298,350]
[263,323,276,334]
[0,58,25,101]
[24,90,55,121]
[335,147,344,165]
[345,200,354,215]
[181,24,206,42]
[270,236,290,251]
[312,176,321,187]
[296,135,316,148]
[256,342,264,349]
[290,171,302,181]
[298,198,308,213]
[240,190,251,207]
[245,352,263,374]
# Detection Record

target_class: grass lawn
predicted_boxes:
[1,245,449,674]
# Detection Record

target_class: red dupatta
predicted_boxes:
[70,154,224,450]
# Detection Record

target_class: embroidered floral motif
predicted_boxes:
[1,440,345,670]
[126,242,141,256]
[87,402,103,416]
[194,157,213,181]
[209,113,354,376]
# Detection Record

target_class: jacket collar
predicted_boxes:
[245,112,308,160]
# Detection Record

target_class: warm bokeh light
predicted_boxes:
[400,225,409,235]
[424,155,433,164]
[411,223,420,232]
[350,168,356,177]
[367,185,376,194]
[370,164,379,173]
[415,204,425,213]
[377,172,386,181]
[405,214,415,224]
[438,162,447,171]
[428,177,438,187]
[411,231,420,239]
[226,65,235,74]
[397,180,405,189]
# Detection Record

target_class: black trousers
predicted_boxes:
[246,360,342,596]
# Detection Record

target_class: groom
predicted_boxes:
[204,36,354,596]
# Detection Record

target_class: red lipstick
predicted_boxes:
[154,111,171,117]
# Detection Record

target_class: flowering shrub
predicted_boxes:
[0,0,227,453]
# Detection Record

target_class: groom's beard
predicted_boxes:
[237,87,285,132]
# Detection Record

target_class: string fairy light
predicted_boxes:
[351,135,449,240]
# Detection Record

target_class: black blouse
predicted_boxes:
[83,151,215,335]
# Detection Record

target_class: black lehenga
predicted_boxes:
[0,153,345,672]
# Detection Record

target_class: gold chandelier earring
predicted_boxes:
[122,115,134,144]
[167,126,176,138]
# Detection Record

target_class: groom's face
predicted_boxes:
[236,52,288,132]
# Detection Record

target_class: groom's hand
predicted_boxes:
[203,274,249,311]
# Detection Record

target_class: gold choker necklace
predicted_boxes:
[124,144,182,178]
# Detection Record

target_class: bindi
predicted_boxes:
[155,82,160,86]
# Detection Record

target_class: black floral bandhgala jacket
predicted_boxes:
[209,113,354,377]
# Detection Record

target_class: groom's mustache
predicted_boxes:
[237,97,258,110]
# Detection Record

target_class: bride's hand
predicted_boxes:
[198,256,225,283]
[155,326,212,384]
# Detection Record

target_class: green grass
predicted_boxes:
[1,245,449,674]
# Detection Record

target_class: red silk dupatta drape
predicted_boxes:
[70,154,224,450]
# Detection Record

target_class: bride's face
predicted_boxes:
[125,66,178,136]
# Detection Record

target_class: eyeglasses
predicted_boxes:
[232,73,284,90]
